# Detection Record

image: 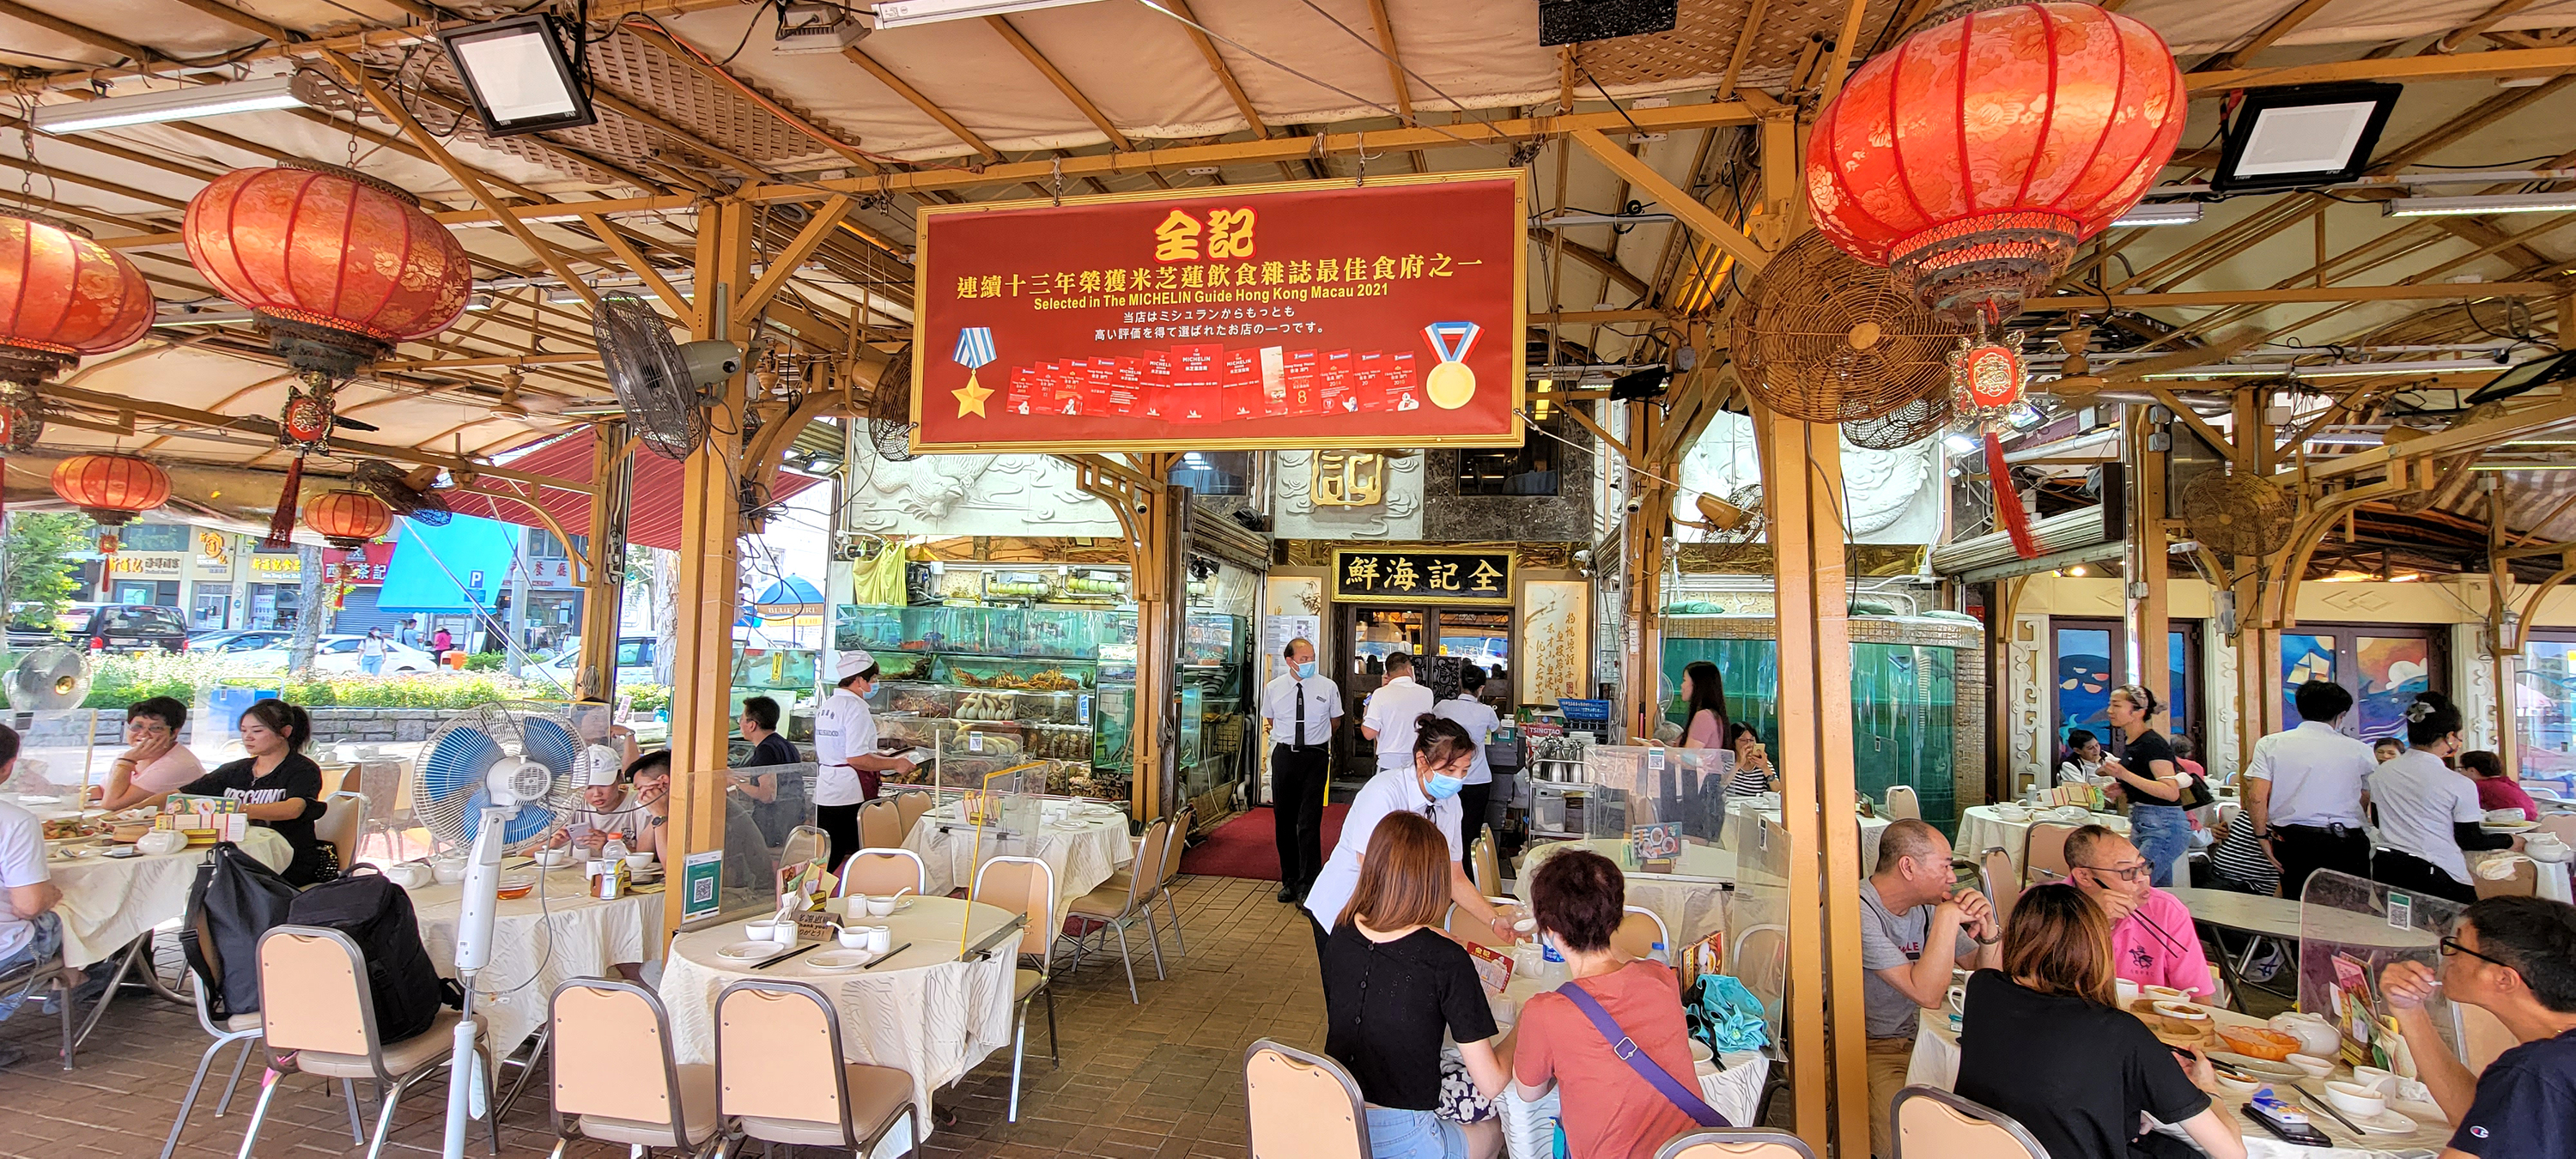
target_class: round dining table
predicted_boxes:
[659,895,1024,1145]
[1955,804,2131,880]
[902,798,1130,921]
[1515,836,1735,953]
[401,864,667,1054]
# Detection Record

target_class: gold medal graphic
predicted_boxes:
[1422,321,1482,410]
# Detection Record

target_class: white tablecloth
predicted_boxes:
[1905,1006,2453,1158]
[1516,837,1735,952]
[1720,801,1893,877]
[902,804,1131,922]
[1956,806,2130,881]
[404,866,666,1053]
[47,843,204,968]
[658,895,1020,1144]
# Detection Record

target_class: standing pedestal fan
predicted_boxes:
[410,704,586,1159]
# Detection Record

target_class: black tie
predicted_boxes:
[1293,677,1308,749]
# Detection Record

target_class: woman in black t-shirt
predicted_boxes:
[1956,884,2245,1159]
[1321,811,1507,1159]
[153,701,332,885]
[2101,684,2194,887]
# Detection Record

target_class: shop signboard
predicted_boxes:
[106,552,185,579]
[910,171,1527,452]
[1331,549,1510,605]
[246,552,301,580]
[323,543,395,586]
[189,531,235,581]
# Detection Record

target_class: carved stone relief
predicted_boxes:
[2009,614,2049,794]
[1274,450,1423,540]
[842,450,1122,537]
[2205,622,2241,779]
[2457,623,2502,753]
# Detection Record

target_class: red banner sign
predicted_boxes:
[908,172,1527,452]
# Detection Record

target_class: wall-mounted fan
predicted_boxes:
[1730,231,1959,424]
[866,343,916,462]
[351,458,454,525]
[1686,483,1768,562]
[1844,379,1956,451]
[4,645,90,712]
[592,290,741,460]
[2180,470,2293,558]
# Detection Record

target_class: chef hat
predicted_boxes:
[582,744,625,786]
[836,650,877,681]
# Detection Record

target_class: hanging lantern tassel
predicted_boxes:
[266,454,304,549]
[1984,432,2039,561]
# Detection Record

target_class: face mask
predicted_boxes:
[1296,660,1316,680]
[1425,771,1465,801]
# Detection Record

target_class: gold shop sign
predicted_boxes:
[1312,451,1386,507]
[1332,549,1510,605]
[248,555,301,577]
[106,553,185,578]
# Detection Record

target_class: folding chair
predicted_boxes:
[1062,817,1170,1003]
[1892,1086,2048,1159]
[1244,1039,1368,1157]
[1656,1128,1819,1159]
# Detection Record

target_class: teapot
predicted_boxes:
[2269,1012,2341,1059]
[382,861,434,889]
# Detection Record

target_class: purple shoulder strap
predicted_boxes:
[1552,981,1728,1127]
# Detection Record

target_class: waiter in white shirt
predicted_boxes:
[2245,679,2379,899]
[1303,714,1513,974]
[1431,663,1501,883]
[1261,637,1340,905]
[1360,651,1437,773]
[812,650,915,870]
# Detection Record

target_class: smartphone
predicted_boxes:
[2242,1103,2333,1147]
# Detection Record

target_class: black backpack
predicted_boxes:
[182,842,300,1020]
[284,867,460,1043]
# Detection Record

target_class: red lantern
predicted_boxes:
[1804,3,2186,325]
[51,453,169,525]
[0,212,153,387]
[303,488,392,549]
[183,162,472,371]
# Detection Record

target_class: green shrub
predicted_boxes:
[464,651,506,672]
[625,684,671,713]
[0,651,541,711]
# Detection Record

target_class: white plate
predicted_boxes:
[2345,1107,2418,1135]
[2208,1052,2303,1079]
[716,941,786,960]
[15,795,61,805]
[808,950,878,970]
[2391,1100,2447,1126]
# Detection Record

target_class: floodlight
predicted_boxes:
[871,0,1109,29]
[32,76,302,135]
[2382,191,2576,218]
[438,15,597,138]
[2464,349,2576,406]
[2210,82,2401,193]
[2109,203,2202,228]
[1607,366,1670,400]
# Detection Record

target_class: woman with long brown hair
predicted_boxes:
[1954,884,2244,1159]
[1321,810,1507,1159]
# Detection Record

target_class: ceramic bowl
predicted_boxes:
[2142,985,2191,1004]
[622,852,658,873]
[432,859,468,885]
[2214,1071,2260,1095]
[134,829,189,856]
[2324,1081,2387,1118]
[494,876,536,901]
[2151,1000,2208,1022]
[744,919,783,943]
[1994,804,2032,822]
[2286,1053,2334,1078]
[862,895,899,918]
[2351,1066,2400,1098]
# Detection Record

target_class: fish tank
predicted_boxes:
[1659,614,1986,836]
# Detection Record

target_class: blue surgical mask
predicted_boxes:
[1296,660,1317,680]
[1425,771,1465,801]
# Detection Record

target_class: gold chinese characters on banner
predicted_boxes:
[1333,548,1511,605]
[1312,452,1386,507]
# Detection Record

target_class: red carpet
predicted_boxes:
[1180,804,1349,880]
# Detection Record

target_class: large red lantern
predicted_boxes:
[184,161,473,546]
[302,488,392,549]
[0,212,153,388]
[1805,3,2186,326]
[51,452,169,525]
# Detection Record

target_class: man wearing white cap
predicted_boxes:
[814,650,915,868]
[556,743,645,856]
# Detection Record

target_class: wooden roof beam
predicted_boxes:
[0,0,162,65]
[2023,282,2562,309]
[1571,128,1770,272]
[0,152,185,210]
[2199,0,2336,71]
[162,0,294,46]
[842,46,999,161]
[988,15,1134,152]
[2186,45,2576,91]
[1363,0,1425,172]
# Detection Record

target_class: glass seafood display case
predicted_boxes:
[841,604,1133,807]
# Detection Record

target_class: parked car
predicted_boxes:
[189,629,292,653]
[223,634,439,676]
[7,602,191,653]
[532,635,660,692]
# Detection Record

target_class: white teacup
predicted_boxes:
[865,925,891,954]
[835,923,869,950]
[1946,985,1967,1015]
[2115,978,2142,1004]
[863,895,899,918]
[623,852,658,875]
[744,919,781,943]
[2324,1081,2386,1119]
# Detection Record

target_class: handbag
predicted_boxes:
[2177,772,2215,811]
[1553,981,1730,1128]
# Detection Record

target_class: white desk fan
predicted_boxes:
[410,703,587,1159]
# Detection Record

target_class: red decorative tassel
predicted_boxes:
[266,454,304,548]
[1985,432,2039,560]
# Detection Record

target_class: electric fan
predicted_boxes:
[866,343,918,462]
[2179,470,2293,559]
[1729,231,1959,424]
[351,458,454,526]
[410,702,590,1159]
[5,644,90,711]
[592,290,741,461]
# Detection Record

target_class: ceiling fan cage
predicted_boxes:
[1730,232,1959,425]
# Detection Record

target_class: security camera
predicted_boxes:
[1625,499,1643,513]
[1573,549,1591,565]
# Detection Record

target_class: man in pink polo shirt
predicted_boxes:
[2067,824,2214,998]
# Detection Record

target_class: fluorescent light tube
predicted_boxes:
[871,0,1109,29]
[149,309,256,329]
[2147,358,2530,379]
[1532,212,1680,228]
[2110,203,2202,228]
[32,77,302,135]
[2382,192,2576,217]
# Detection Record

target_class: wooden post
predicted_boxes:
[662,198,751,932]
[1758,409,1867,1156]
[579,420,632,703]
[1627,399,1671,738]
[2127,410,2172,707]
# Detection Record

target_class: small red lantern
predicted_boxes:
[1805,3,2186,325]
[303,488,392,549]
[0,212,153,388]
[51,452,170,526]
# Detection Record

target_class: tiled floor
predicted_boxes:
[0,874,1318,1158]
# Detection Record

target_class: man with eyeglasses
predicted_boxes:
[2379,897,2576,1159]
[2064,824,2214,999]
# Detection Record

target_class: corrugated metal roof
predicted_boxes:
[444,430,824,553]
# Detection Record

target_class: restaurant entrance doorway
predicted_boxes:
[1333,604,1516,791]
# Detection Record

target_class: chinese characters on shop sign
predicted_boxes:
[1333,549,1511,604]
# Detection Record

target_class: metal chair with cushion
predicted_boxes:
[833,847,927,897]
[1978,847,2020,925]
[890,790,936,839]
[544,978,719,1157]
[1891,1086,2048,1159]
[714,980,916,1156]
[1884,785,1922,822]
[857,798,905,850]
[313,791,368,875]
[2475,858,2539,899]
[1244,1038,1369,1158]
[236,925,500,1159]
[2023,822,2078,884]
[1613,906,1671,962]
[1472,824,1502,892]
[1062,817,1170,1003]
[160,905,306,1159]
[971,854,1058,1122]
[1656,1128,1820,1159]
[0,934,80,1073]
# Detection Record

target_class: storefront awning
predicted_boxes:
[442,429,829,552]
[378,514,521,614]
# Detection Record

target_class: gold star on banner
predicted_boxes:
[953,377,992,417]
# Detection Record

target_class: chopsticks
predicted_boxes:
[863,943,912,969]
[2286,1080,2363,1136]
[751,942,823,971]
